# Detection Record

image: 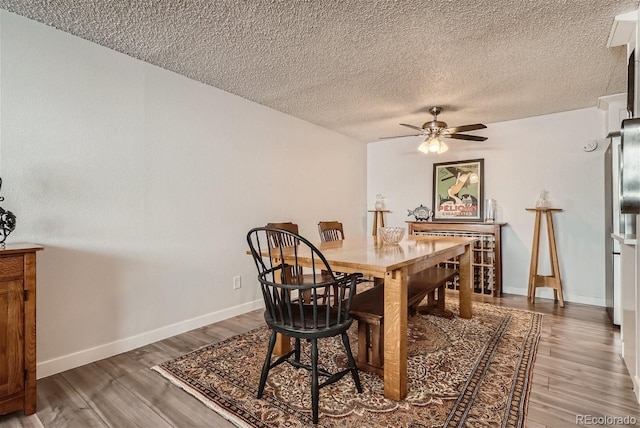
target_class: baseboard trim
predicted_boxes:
[36,299,264,379]
[501,287,605,307]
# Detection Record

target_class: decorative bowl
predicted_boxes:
[379,227,405,244]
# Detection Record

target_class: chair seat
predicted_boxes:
[289,271,339,304]
[264,305,352,338]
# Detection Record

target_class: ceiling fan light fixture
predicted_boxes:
[437,140,449,154]
[418,136,448,154]
[386,106,486,152]
[427,137,440,153]
[417,138,431,154]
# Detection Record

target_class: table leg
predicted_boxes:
[271,258,292,355]
[458,243,473,319]
[383,267,408,400]
[274,333,291,355]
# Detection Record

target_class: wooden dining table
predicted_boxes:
[256,233,476,401]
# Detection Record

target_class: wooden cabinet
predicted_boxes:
[0,244,42,416]
[407,222,504,297]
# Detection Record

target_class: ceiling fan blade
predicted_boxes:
[399,123,426,132]
[379,134,422,139]
[444,133,487,142]
[444,124,487,134]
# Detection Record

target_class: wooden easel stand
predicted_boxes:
[526,207,565,307]
[368,210,390,236]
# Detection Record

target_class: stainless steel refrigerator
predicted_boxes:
[605,133,635,325]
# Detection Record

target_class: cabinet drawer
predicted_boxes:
[0,256,23,278]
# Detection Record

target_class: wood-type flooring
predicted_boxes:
[1,294,638,428]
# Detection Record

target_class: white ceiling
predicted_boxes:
[0,0,637,142]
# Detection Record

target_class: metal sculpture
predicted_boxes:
[0,178,16,245]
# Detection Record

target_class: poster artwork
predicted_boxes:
[433,159,484,221]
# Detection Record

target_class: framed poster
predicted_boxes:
[432,158,484,221]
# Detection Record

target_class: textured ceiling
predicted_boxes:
[0,0,637,142]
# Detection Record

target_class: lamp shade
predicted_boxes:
[418,137,448,154]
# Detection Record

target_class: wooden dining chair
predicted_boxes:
[266,222,333,303]
[318,221,345,242]
[247,227,363,424]
[266,222,299,247]
[319,221,377,287]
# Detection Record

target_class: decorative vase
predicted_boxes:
[536,190,549,208]
[375,194,384,210]
[485,199,496,222]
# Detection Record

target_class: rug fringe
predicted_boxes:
[151,365,253,428]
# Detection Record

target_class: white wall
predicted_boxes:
[368,108,607,306]
[0,12,367,377]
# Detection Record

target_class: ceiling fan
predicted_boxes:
[382,107,487,154]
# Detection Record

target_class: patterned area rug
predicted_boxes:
[153,303,542,427]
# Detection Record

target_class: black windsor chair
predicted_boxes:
[247,226,363,425]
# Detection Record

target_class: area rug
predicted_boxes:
[153,303,542,427]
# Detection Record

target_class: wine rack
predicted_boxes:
[407,221,505,297]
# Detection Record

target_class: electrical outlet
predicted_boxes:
[233,275,242,290]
